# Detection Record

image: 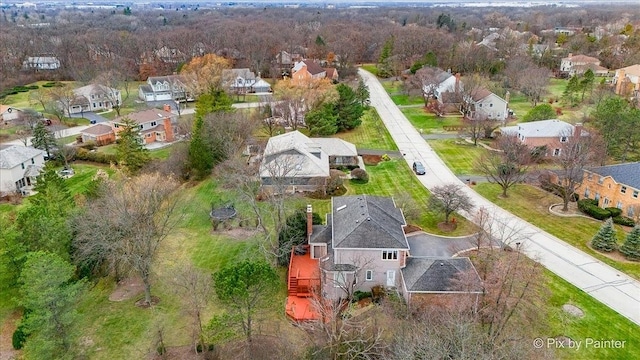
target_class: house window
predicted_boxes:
[382,250,398,260]
[146,133,152,138]
[603,198,610,206]
[616,201,623,209]
[365,270,373,281]
[489,103,493,107]
[584,188,590,198]
[31,158,34,164]
[629,207,636,217]
[114,124,119,128]
[587,173,593,181]
[560,136,568,142]
[595,192,600,202]
[621,186,627,194]
[333,272,347,288]
[633,190,639,199]
[478,103,482,107]
[598,177,604,184]
[151,121,157,127]
[21,163,24,170]
[139,125,143,129]
[553,148,561,156]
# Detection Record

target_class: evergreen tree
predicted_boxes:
[620,225,640,261]
[355,77,370,107]
[115,118,150,174]
[523,104,556,122]
[377,36,395,78]
[563,75,580,107]
[591,218,618,252]
[31,122,57,158]
[335,83,364,132]
[305,103,338,136]
[19,252,86,360]
[188,116,214,179]
[580,69,595,101]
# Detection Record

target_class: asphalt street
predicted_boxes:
[360,68,640,326]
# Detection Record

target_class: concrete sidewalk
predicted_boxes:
[360,68,640,326]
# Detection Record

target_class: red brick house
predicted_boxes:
[112,108,176,144]
[80,124,116,146]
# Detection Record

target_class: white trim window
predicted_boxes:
[365,270,373,281]
[621,186,627,194]
[382,250,398,260]
[333,272,347,288]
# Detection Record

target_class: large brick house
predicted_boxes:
[577,163,640,220]
[560,53,606,77]
[285,196,482,321]
[112,109,176,144]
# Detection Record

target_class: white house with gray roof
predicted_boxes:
[0,145,45,195]
[259,131,358,194]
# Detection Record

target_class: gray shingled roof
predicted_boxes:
[402,257,482,293]
[587,162,640,190]
[0,145,45,169]
[331,195,408,249]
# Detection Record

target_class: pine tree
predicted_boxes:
[335,83,364,132]
[377,36,395,78]
[591,218,618,252]
[188,116,214,179]
[31,122,57,158]
[620,225,640,260]
[355,77,370,107]
[115,118,150,174]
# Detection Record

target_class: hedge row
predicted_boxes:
[578,199,636,226]
[75,148,118,165]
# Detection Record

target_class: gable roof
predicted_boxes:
[222,68,257,82]
[586,162,640,190]
[402,257,482,293]
[81,124,113,136]
[0,145,44,169]
[0,105,22,115]
[617,64,640,77]
[500,119,578,138]
[293,60,325,76]
[563,54,600,63]
[113,109,173,125]
[260,130,329,178]
[73,84,118,98]
[331,195,408,249]
[311,138,357,157]
[147,75,186,85]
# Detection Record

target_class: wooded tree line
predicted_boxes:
[2,5,640,91]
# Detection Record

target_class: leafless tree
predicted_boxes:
[47,85,76,121]
[170,264,212,353]
[475,134,531,197]
[414,66,444,106]
[393,191,421,224]
[93,70,130,117]
[551,128,607,211]
[72,173,181,305]
[427,184,474,224]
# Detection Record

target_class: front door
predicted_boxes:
[386,270,395,287]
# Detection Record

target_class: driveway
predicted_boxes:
[360,68,640,326]
[69,112,109,124]
[407,232,477,257]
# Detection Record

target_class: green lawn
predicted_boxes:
[348,159,476,236]
[474,183,640,280]
[428,139,486,175]
[401,108,463,134]
[359,64,378,76]
[334,107,398,150]
[544,270,639,359]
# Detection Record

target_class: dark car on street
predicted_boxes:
[412,161,426,175]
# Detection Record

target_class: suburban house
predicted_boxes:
[613,64,640,100]
[259,131,358,194]
[67,84,122,115]
[0,105,22,124]
[112,108,176,144]
[291,60,327,82]
[138,75,191,103]
[22,56,60,71]
[0,145,45,195]
[80,124,116,146]
[465,88,509,121]
[221,68,272,94]
[577,163,640,219]
[285,196,482,321]
[499,120,587,157]
[325,67,339,81]
[419,67,460,102]
[276,50,303,75]
[559,54,606,77]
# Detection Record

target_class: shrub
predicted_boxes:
[196,343,215,353]
[78,141,97,150]
[613,216,636,227]
[350,168,369,183]
[75,148,118,165]
[27,85,39,90]
[620,226,640,260]
[591,218,617,252]
[605,207,622,217]
[353,290,372,302]
[12,323,27,350]
[381,154,391,161]
[577,199,611,220]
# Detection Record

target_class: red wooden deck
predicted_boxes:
[286,245,321,321]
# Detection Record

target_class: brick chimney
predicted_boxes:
[163,103,171,113]
[306,204,313,242]
[615,69,625,95]
[574,122,583,137]
[455,73,461,93]
[505,90,510,104]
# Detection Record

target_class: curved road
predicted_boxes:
[360,69,640,326]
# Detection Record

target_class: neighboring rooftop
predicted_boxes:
[113,109,173,125]
[402,257,482,293]
[260,130,329,178]
[81,124,113,136]
[617,64,640,76]
[311,137,357,157]
[563,54,600,63]
[500,119,585,138]
[331,195,408,249]
[0,145,44,169]
[586,162,640,190]
[293,60,325,75]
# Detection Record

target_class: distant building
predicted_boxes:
[22,56,60,71]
